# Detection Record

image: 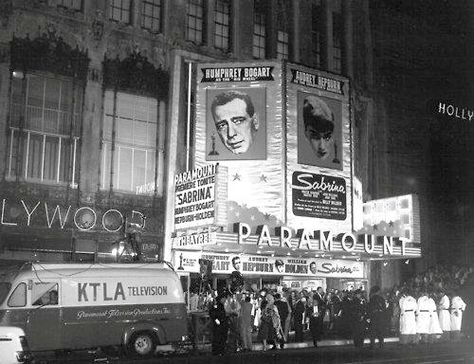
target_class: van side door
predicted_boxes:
[26,281,61,351]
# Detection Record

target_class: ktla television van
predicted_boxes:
[0,262,188,357]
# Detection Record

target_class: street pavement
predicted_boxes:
[34,338,474,363]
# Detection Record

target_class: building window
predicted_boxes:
[102,91,157,194]
[142,0,162,33]
[186,0,204,44]
[277,30,289,60]
[253,2,266,59]
[214,0,230,51]
[8,73,82,185]
[110,0,131,24]
[276,0,290,60]
[57,0,82,11]
[311,0,322,68]
[332,11,343,74]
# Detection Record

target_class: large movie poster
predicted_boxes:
[297,92,343,170]
[194,62,284,230]
[286,64,352,233]
[292,171,347,220]
[206,87,266,161]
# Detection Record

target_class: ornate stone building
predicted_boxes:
[0,0,383,281]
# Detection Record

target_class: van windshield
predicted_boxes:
[0,283,12,305]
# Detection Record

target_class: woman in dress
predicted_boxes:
[257,294,283,351]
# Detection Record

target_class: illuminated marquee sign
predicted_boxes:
[234,223,417,257]
[0,198,145,232]
[360,194,421,242]
[173,250,365,278]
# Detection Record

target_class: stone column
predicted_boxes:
[342,0,353,78]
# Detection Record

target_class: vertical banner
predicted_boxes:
[286,64,352,233]
[174,164,222,230]
[352,176,364,231]
[194,62,284,231]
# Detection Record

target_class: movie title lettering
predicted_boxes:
[292,174,345,193]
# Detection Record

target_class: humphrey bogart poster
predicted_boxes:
[206,87,267,161]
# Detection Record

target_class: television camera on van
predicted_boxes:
[0,262,188,357]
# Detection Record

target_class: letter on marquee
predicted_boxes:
[341,233,356,252]
[1,199,17,226]
[257,225,272,246]
[383,236,394,255]
[132,210,146,229]
[278,226,292,248]
[319,230,333,251]
[21,200,40,226]
[237,223,251,245]
[399,237,409,256]
[364,234,376,253]
[298,229,312,250]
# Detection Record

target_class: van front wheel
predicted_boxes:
[129,331,156,357]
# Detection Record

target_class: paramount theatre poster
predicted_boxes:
[194,61,354,234]
[194,62,285,229]
[286,64,352,233]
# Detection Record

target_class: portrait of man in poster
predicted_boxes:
[206,88,266,161]
[297,92,343,170]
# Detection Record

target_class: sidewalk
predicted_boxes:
[251,336,400,351]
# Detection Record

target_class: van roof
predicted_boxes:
[15,262,177,280]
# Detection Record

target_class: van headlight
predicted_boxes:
[16,351,31,362]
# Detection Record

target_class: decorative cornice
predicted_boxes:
[103,51,169,99]
[0,0,12,28]
[10,28,90,81]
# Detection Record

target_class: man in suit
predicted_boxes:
[310,287,326,347]
[274,293,290,348]
[293,292,307,342]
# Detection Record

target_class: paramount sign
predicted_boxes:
[235,223,416,256]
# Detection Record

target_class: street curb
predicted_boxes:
[251,337,400,351]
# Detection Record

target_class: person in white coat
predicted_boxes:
[416,290,431,343]
[450,292,467,341]
[437,290,451,341]
[399,290,418,345]
[428,290,442,342]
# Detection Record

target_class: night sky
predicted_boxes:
[371,0,473,265]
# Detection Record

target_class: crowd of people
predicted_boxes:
[199,263,472,356]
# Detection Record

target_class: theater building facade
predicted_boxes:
[0,1,421,292]
[171,61,421,295]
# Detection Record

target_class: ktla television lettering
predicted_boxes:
[77,282,168,302]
